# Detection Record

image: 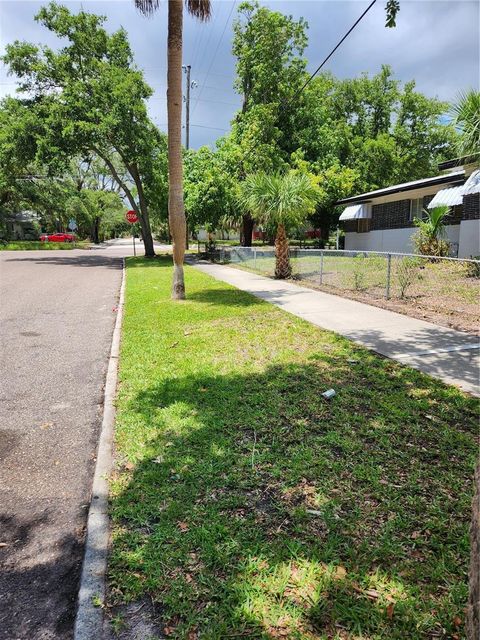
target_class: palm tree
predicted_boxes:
[242,172,318,279]
[413,205,451,256]
[452,90,480,156]
[135,0,211,299]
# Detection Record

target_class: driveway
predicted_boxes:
[0,242,149,640]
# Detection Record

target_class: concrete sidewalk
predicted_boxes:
[193,261,480,396]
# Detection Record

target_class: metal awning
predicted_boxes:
[462,169,480,195]
[428,186,465,208]
[339,204,371,221]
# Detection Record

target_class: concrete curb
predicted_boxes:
[73,258,126,640]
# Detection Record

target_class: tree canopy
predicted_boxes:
[2,1,169,254]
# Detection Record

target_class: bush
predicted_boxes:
[412,229,451,257]
[351,254,367,291]
[396,257,421,298]
[464,257,480,278]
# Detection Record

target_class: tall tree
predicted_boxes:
[134,0,211,299]
[231,0,308,245]
[2,2,168,257]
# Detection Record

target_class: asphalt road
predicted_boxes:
[0,241,156,640]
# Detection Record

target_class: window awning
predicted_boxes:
[462,169,480,196]
[428,186,465,208]
[428,170,480,208]
[339,204,371,221]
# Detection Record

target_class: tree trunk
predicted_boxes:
[167,0,186,299]
[91,217,100,244]
[138,214,155,257]
[467,461,480,639]
[274,223,291,279]
[130,161,155,258]
[241,213,254,247]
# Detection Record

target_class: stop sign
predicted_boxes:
[125,210,138,224]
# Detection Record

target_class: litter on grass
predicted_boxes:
[322,389,336,399]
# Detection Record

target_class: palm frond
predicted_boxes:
[134,0,211,21]
[134,0,160,16]
[186,0,211,21]
[451,89,480,156]
[415,205,450,239]
[241,171,318,227]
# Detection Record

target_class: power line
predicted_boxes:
[189,123,228,132]
[192,0,237,115]
[236,0,378,168]
[154,121,228,132]
[149,95,239,107]
[155,0,377,149]
[190,6,221,78]
[286,0,377,106]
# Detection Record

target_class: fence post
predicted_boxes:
[319,250,324,285]
[254,247,257,269]
[385,253,392,299]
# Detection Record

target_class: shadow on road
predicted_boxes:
[0,511,83,640]
[4,254,124,269]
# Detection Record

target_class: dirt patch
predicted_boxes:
[103,598,165,640]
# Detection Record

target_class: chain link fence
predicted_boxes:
[211,247,480,333]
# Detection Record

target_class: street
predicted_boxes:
[0,240,165,640]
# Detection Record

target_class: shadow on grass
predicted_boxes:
[186,287,265,308]
[109,355,478,639]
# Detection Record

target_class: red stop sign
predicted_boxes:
[125,210,138,224]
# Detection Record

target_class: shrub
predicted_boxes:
[352,254,367,290]
[413,205,451,257]
[464,257,480,278]
[412,230,451,256]
[396,257,421,298]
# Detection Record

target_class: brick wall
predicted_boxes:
[343,220,357,233]
[371,200,411,230]
[343,192,474,232]
[463,193,480,220]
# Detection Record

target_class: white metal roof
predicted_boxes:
[339,204,371,221]
[463,169,480,195]
[336,170,465,205]
[428,186,465,208]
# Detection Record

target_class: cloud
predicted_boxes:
[0,0,477,148]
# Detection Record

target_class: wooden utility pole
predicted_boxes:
[183,64,192,249]
[184,64,191,151]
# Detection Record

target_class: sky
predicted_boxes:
[0,0,479,149]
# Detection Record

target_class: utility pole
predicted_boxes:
[183,64,191,150]
[183,65,195,249]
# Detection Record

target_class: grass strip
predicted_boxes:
[0,240,90,250]
[108,257,478,639]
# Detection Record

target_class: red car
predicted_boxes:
[40,232,76,243]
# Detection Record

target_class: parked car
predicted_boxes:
[40,232,76,243]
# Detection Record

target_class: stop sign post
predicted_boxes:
[125,210,139,256]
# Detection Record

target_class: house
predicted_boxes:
[336,156,480,258]
[3,211,40,240]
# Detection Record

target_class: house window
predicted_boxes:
[410,198,424,221]
[357,219,370,233]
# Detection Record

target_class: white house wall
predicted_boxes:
[458,220,480,258]
[345,225,461,254]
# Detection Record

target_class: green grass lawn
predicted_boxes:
[108,257,478,639]
[0,240,90,250]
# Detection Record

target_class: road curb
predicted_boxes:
[73,257,126,640]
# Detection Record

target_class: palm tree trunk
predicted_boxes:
[274,223,291,279]
[167,0,186,299]
[241,213,254,247]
